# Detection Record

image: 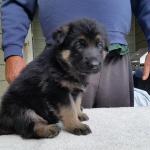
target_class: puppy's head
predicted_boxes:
[53,18,109,75]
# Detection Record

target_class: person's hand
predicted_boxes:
[142,52,150,80]
[5,56,26,84]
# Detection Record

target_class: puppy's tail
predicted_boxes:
[0,115,14,135]
[0,127,13,135]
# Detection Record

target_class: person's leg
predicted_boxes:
[82,72,100,108]
[94,52,134,107]
[129,59,134,106]
[82,51,134,108]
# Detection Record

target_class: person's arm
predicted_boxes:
[1,0,37,83]
[131,0,150,80]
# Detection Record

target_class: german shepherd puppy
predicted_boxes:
[0,19,108,138]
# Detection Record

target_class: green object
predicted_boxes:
[108,44,129,55]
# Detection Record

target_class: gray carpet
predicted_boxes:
[0,107,150,150]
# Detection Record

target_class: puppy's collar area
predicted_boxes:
[59,80,86,92]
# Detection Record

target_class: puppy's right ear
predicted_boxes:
[52,25,70,44]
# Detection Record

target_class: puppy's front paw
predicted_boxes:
[66,123,92,135]
[47,124,61,138]
[78,113,89,121]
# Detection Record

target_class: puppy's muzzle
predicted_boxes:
[85,57,100,71]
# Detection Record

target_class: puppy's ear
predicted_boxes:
[98,23,109,51]
[102,35,109,60]
[100,29,109,52]
[52,25,70,44]
[104,36,109,52]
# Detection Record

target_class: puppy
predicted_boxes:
[0,19,108,138]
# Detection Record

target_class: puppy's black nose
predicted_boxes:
[92,60,100,68]
[90,60,100,69]
[86,58,100,69]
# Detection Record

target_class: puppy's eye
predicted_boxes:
[96,41,103,50]
[75,39,87,49]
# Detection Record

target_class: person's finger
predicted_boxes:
[142,63,150,80]
[142,53,150,80]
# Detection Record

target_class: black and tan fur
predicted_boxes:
[0,19,108,138]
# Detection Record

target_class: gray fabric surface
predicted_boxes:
[0,107,150,150]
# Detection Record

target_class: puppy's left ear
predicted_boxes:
[98,23,109,51]
[104,36,109,52]
[52,25,70,44]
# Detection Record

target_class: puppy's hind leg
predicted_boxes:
[14,109,61,139]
